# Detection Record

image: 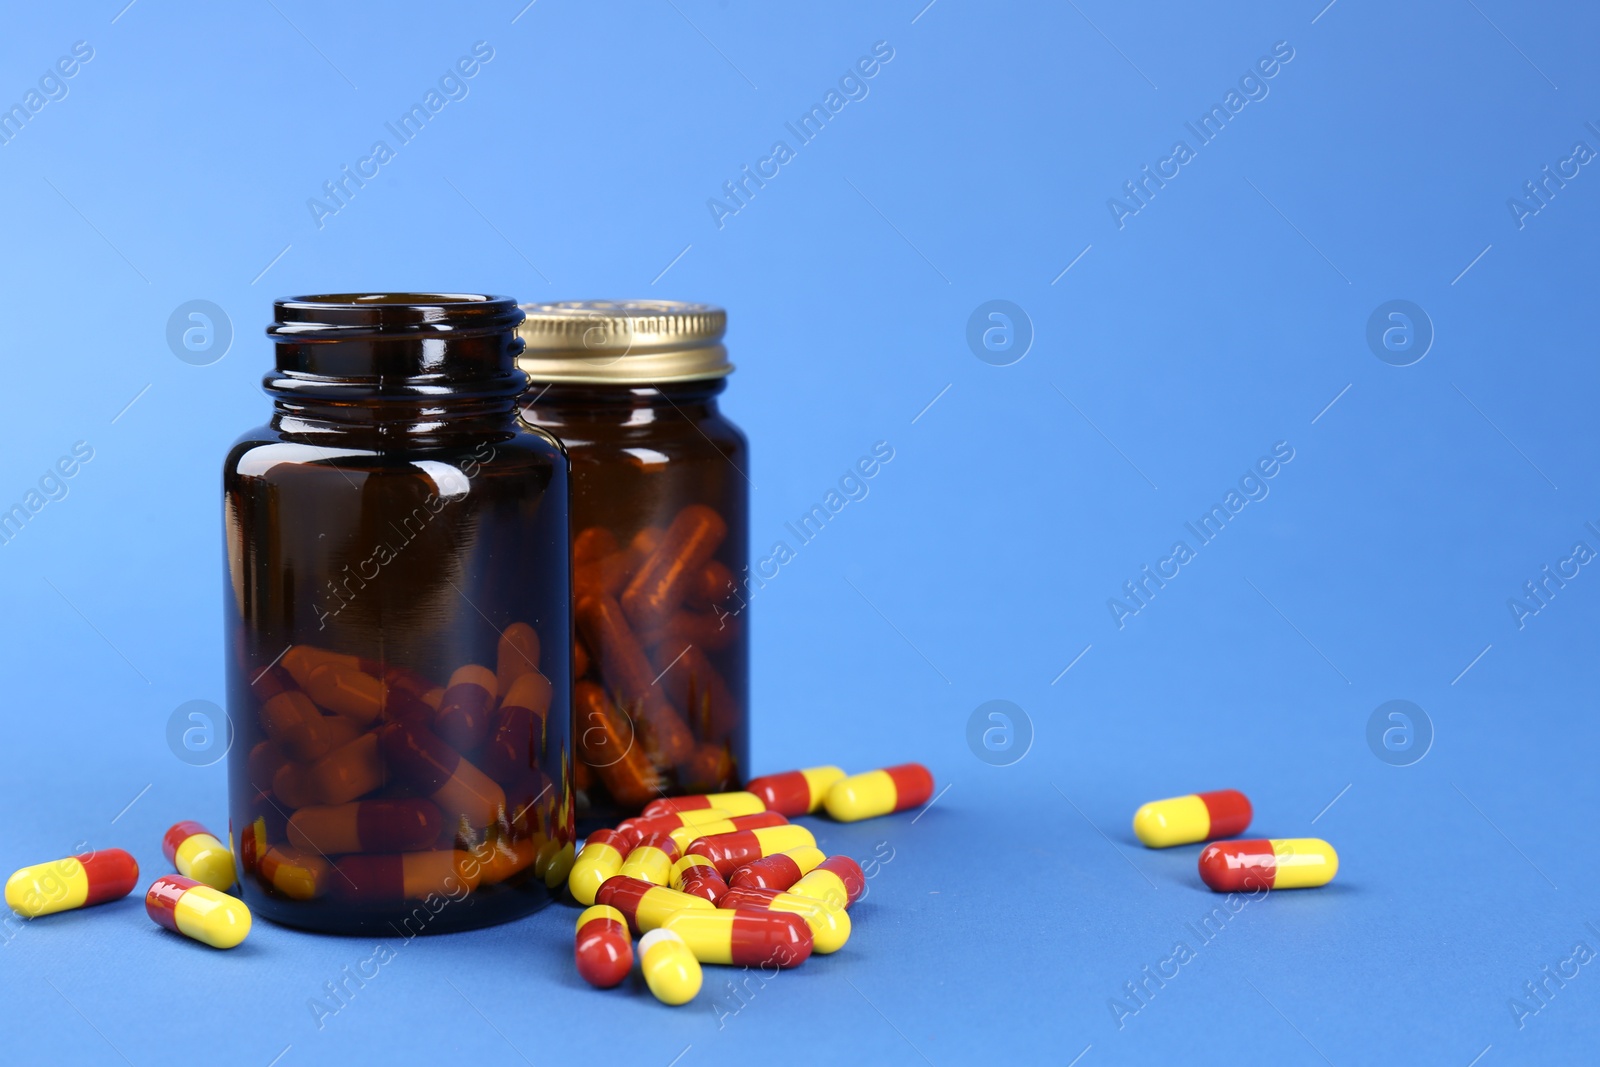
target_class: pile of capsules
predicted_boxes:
[1133,788,1339,890]
[569,762,933,1005]
[243,629,571,905]
[5,820,253,949]
[572,505,742,807]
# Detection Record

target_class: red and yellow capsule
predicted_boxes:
[670,854,729,904]
[616,807,734,849]
[288,799,442,855]
[661,907,813,967]
[574,904,633,988]
[639,928,702,1005]
[595,875,715,934]
[5,848,139,918]
[667,812,788,853]
[146,875,252,949]
[333,851,482,904]
[1133,789,1252,848]
[618,833,679,886]
[789,855,866,911]
[720,885,852,954]
[687,824,816,877]
[162,821,235,891]
[1198,838,1339,892]
[728,846,825,891]
[642,791,766,819]
[435,665,498,751]
[258,845,330,900]
[745,766,846,816]
[569,829,631,906]
[824,764,934,822]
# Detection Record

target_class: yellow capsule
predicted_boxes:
[569,830,629,906]
[1198,838,1339,891]
[638,928,702,1006]
[823,764,934,822]
[720,886,852,953]
[163,821,236,891]
[1133,790,1252,848]
[618,835,677,887]
[146,876,252,949]
[542,840,575,889]
[642,791,766,818]
[5,849,139,917]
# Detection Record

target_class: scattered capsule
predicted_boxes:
[618,833,679,887]
[146,875,252,949]
[720,885,852,954]
[1199,838,1338,892]
[1133,789,1252,848]
[642,791,767,818]
[616,807,734,849]
[435,665,498,750]
[569,829,631,906]
[574,904,634,989]
[639,928,702,1006]
[661,907,812,967]
[542,839,576,889]
[258,845,329,900]
[162,821,236,891]
[5,848,139,918]
[687,824,816,877]
[789,856,866,911]
[745,766,846,816]
[670,854,729,904]
[334,851,482,904]
[729,846,825,891]
[666,812,788,853]
[595,875,715,934]
[824,764,934,822]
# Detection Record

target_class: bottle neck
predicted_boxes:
[264,293,526,445]
[521,379,726,428]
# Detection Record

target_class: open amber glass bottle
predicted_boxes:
[223,293,573,934]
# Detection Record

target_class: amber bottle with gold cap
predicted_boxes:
[516,301,748,827]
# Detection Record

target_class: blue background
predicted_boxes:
[2,1,1597,1063]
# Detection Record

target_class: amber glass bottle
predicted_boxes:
[223,294,573,934]
[517,302,748,828]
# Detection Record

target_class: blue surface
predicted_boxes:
[2,1,1598,1063]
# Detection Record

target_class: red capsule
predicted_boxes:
[728,846,825,892]
[670,854,730,904]
[575,904,634,989]
[661,907,812,968]
[481,671,552,786]
[686,825,816,877]
[378,720,505,827]
[745,767,846,816]
[287,799,443,854]
[434,665,498,751]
